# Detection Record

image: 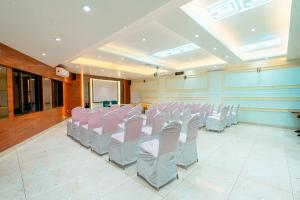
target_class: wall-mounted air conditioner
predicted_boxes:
[56,67,69,78]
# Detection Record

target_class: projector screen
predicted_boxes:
[92,79,119,102]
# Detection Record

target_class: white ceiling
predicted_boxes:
[0,0,299,79]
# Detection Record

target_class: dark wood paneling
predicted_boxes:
[0,43,71,83]
[71,74,83,108]
[0,43,76,152]
[0,108,66,152]
[124,80,131,104]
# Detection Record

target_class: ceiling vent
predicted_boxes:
[175,71,184,76]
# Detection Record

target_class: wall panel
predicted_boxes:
[132,65,300,129]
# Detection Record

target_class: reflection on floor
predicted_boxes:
[0,121,299,200]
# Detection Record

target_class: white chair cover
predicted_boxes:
[79,110,103,147]
[108,115,143,168]
[140,112,165,143]
[67,107,83,137]
[90,109,119,155]
[206,106,229,132]
[72,109,90,141]
[137,121,181,190]
[176,114,200,167]
[232,105,240,125]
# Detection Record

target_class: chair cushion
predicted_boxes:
[142,126,152,135]
[118,123,125,130]
[208,115,220,120]
[81,124,88,130]
[179,133,187,143]
[93,127,103,135]
[140,139,159,157]
[111,132,125,143]
[74,121,80,127]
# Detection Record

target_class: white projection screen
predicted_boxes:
[92,79,119,102]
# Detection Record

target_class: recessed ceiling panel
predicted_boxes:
[181,0,292,61]
[98,21,226,70]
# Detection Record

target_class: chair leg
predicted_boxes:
[176,174,179,179]
[108,157,111,162]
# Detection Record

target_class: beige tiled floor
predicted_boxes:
[0,121,299,200]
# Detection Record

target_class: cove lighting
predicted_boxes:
[240,38,284,51]
[153,43,200,58]
[206,0,272,21]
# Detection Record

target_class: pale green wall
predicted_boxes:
[131,66,300,129]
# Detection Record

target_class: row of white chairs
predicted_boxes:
[149,102,240,132]
[67,104,202,190]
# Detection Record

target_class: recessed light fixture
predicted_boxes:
[82,5,91,12]
[153,43,200,58]
[75,65,79,69]
[55,37,61,42]
[142,38,147,42]
[213,47,217,50]
[42,53,46,56]
[225,55,229,58]
[251,28,256,32]
[97,55,101,59]
[194,34,199,38]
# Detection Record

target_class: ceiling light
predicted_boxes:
[240,38,284,51]
[55,37,61,42]
[142,38,147,42]
[153,43,200,58]
[97,55,101,59]
[82,5,91,12]
[206,0,272,21]
[194,34,199,38]
[251,28,256,32]
[213,47,217,50]
[225,55,229,58]
[42,53,46,56]
[75,65,79,69]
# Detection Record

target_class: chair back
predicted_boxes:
[71,107,84,121]
[124,115,143,141]
[145,108,156,125]
[102,110,119,134]
[78,110,91,125]
[220,106,229,120]
[186,114,201,142]
[158,121,181,155]
[88,110,104,129]
[151,112,166,135]
[171,108,181,122]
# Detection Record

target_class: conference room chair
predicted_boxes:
[232,105,240,125]
[111,100,118,105]
[103,100,110,107]
[73,110,91,141]
[140,112,166,143]
[180,108,192,132]
[137,121,181,191]
[226,105,235,127]
[79,109,104,147]
[67,107,83,137]
[90,109,120,155]
[206,106,229,132]
[171,108,181,122]
[108,115,143,168]
[143,108,157,126]
[176,114,201,168]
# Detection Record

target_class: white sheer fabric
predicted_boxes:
[109,115,143,168]
[176,114,200,167]
[137,121,181,190]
